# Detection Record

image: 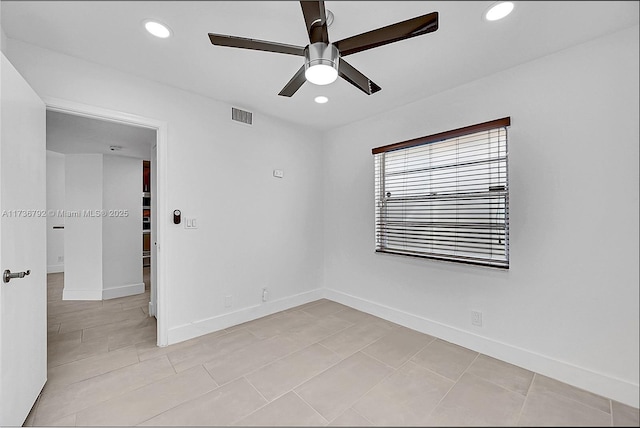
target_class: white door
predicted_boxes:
[0,53,47,426]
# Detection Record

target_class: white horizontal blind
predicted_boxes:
[374,120,509,268]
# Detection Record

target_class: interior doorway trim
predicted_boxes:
[43,97,169,347]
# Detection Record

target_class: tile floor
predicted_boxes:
[23,271,639,427]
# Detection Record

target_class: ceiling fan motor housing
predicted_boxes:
[304,42,340,85]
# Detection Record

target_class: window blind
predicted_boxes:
[373,117,510,268]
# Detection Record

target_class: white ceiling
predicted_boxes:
[46,110,155,159]
[3,1,638,130]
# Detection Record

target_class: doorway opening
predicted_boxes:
[44,98,167,346]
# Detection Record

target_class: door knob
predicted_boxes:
[3,269,31,284]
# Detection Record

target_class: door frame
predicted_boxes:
[44,97,169,347]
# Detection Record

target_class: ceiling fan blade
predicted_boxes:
[278,65,307,97]
[338,58,382,95]
[209,33,305,56]
[300,1,329,44]
[334,11,438,57]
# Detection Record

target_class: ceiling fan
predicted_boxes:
[208,1,438,97]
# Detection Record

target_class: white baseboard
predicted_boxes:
[149,301,156,317]
[102,282,145,300]
[62,288,102,301]
[323,288,639,409]
[47,264,64,273]
[167,288,324,345]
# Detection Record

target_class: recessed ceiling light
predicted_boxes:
[314,96,329,104]
[484,1,515,21]
[144,20,172,38]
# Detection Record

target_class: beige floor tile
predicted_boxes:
[244,310,317,339]
[140,377,266,426]
[204,335,302,385]
[82,315,155,342]
[46,345,140,389]
[47,413,77,426]
[43,274,623,428]
[47,323,61,335]
[48,335,109,368]
[529,374,611,414]
[35,355,174,426]
[118,293,151,311]
[48,329,82,345]
[612,400,640,426]
[58,307,146,334]
[295,352,393,421]
[302,300,350,318]
[284,314,353,347]
[48,287,64,299]
[224,312,285,333]
[107,322,156,351]
[104,287,147,302]
[518,378,611,426]
[235,391,328,426]
[75,365,218,426]
[283,299,324,313]
[167,328,261,373]
[362,326,434,368]
[135,329,227,362]
[246,343,341,401]
[48,299,104,317]
[411,339,479,381]
[466,354,534,396]
[427,373,525,426]
[329,408,372,426]
[320,319,397,359]
[48,304,118,326]
[353,361,454,426]
[331,308,382,325]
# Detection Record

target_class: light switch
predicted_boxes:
[273,169,284,178]
[184,218,198,229]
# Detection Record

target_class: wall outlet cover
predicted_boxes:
[471,310,483,327]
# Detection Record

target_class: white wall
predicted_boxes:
[5,38,325,342]
[0,22,7,53]
[46,150,64,273]
[60,153,145,300]
[322,25,639,407]
[63,154,103,300]
[102,155,143,299]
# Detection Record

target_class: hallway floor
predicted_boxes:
[24,272,639,426]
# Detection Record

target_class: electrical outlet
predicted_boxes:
[471,310,483,326]
[224,295,233,308]
[262,288,269,302]
[57,255,64,262]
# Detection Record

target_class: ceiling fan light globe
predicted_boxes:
[305,65,338,85]
[304,42,340,85]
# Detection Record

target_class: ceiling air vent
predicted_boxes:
[232,107,253,125]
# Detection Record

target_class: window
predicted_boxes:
[372,117,510,268]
